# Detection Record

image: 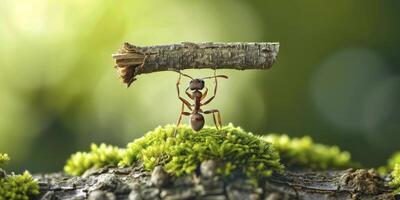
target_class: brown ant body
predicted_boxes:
[176,71,228,131]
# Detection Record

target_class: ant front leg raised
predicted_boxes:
[203,109,222,129]
[185,87,193,99]
[201,87,208,100]
[201,71,218,106]
[176,73,193,111]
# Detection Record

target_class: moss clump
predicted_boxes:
[64,143,124,176]
[64,124,283,179]
[63,125,358,179]
[263,134,354,170]
[389,164,400,193]
[0,171,40,200]
[379,152,400,193]
[0,154,39,200]
[378,151,400,175]
[120,124,283,178]
[0,154,9,168]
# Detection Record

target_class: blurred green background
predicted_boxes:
[0,0,399,173]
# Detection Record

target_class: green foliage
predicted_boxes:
[0,154,9,168]
[0,154,39,200]
[0,171,40,200]
[64,143,124,176]
[263,134,354,170]
[120,124,283,178]
[389,164,400,193]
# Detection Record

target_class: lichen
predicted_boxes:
[0,154,39,200]
[263,134,354,170]
[64,143,124,176]
[339,169,382,194]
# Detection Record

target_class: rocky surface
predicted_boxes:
[33,162,396,200]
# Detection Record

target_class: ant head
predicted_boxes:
[189,79,205,90]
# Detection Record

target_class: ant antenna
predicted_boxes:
[201,75,228,80]
[176,71,194,80]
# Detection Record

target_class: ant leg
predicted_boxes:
[203,109,222,129]
[201,87,208,100]
[211,113,218,129]
[176,103,184,127]
[176,73,192,110]
[176,72,183,96]
[176,103,191,126]
[175,103,191,136]
[179,97,192,111]
[185,87,193,99]
[201,70,218,106]
[212,68,218,97]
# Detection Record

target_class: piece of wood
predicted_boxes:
[112,42,280,87]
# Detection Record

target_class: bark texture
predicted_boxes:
[34,165,396,200]
[112,42,279,87]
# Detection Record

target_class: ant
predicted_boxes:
[175,70,228,131]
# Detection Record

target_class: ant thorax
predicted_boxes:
[192,90,202,99]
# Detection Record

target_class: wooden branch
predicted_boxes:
[112,42,280,87]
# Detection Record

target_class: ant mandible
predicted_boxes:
[175,70,228,131]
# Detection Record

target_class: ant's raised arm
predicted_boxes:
[176,73,192,111]
[185,87,193,99]
[201,87,208,100]
[201,71,228,106]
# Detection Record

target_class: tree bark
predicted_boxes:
[112,42,279,87]
[34,166,396,200]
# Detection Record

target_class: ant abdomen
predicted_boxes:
[190,113,205,131]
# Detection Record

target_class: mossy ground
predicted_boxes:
[121,124,283,178]
[263,134,355,170]
[0,154,39,200]
[66,124,283,180]
[64,124,355,180]
[64,144,124,176]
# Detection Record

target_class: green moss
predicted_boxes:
[263,134,354,170]
[0,154,39,200]
[0,154,9,168]
[379,152,400,193]
[389,164,400,193]
[378,151,400,175]
[64,143,124,176]
[63,125,358,179]
[0,171,40,200]
[120,124,283,178]
[64,124,283,179]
